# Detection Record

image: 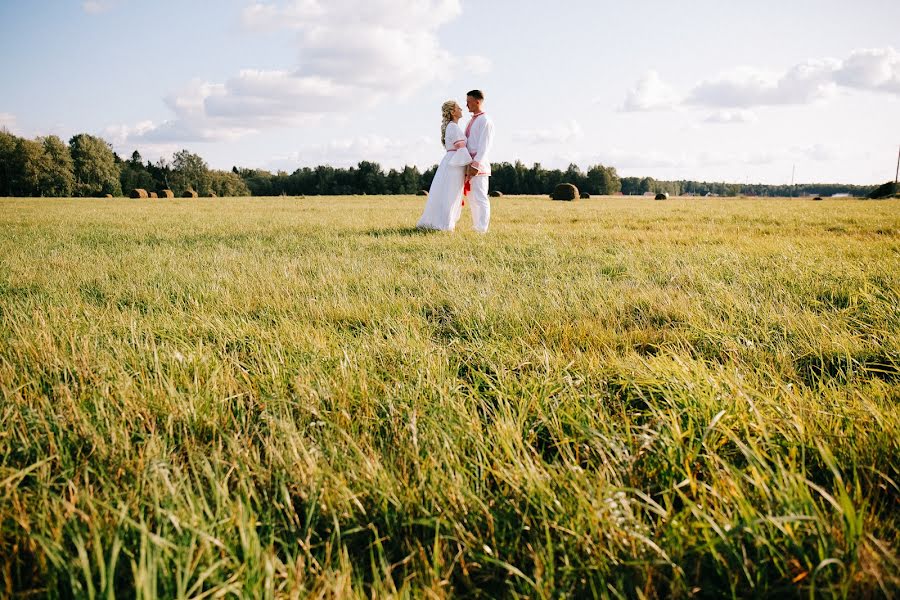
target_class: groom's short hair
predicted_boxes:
[467,89,484,100]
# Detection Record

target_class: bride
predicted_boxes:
[416,100,471,231]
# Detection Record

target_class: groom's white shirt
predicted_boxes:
[466,113,495,176]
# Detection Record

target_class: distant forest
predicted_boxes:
[0,129,878,198]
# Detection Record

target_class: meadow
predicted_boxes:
[1,195,898,598]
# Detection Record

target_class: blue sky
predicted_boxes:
[2,0,899,184]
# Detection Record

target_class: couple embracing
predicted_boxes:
[416,90,495,233]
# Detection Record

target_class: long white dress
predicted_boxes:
[416,121,470,231]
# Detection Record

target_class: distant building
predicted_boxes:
[831,193,850,197]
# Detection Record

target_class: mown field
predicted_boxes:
[1,195,898,598]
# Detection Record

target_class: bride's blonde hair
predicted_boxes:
[440,100,458,146]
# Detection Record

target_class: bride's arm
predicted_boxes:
[450,122,466,149]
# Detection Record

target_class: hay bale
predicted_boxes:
[416,190,428,196]
[149,192,158,198]
[580,192,591,199]
[129,188,148,199]
[813,196,823,201]
[655,192,669,200]
[159,189,174,198]
[105,194,113,198]
[551,183,579,201]
[489,190,503,197]
[207,192,217,198]
[183,190,199,198]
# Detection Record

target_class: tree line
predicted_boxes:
[620,177,875,198]
[0,128,876,198]
[0,130,249,198]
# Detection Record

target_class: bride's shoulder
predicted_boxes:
[447,121,465,139]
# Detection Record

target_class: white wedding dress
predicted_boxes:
[416,121,471,231]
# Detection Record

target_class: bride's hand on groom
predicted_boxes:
[465,165,479,177]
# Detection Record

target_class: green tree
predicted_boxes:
[209,170,251,196]
[398,166,421,194]
[119,150,156,194]
[0,129,19,196]
[586,164,621,195]
[11,138,50,196]
[170,149,211,195]
[39,135,75,196]
[69,133,122,196]
[355,161,385,194]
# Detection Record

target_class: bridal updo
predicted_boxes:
[440,100,458,146]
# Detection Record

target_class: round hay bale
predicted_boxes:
[551,183,579,201]
[159,189,174,199]
[489,190,503,197]
[129,188,148,199]
[105,194,113,198]
[149,192,158,198]
[183,190,199,198]
[813,196,823,201]
[416,190,428,196]
[207,192,217,198]
[655,192,669,200]
[580,192,591,199]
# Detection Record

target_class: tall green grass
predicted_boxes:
[1,195,898,598]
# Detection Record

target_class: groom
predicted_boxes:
[463,89,495,233]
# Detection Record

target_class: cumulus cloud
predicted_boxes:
[620,71,680,112]
[623,47,900,113]
[117,0,489,144]
[687,61,839,108]
[834,47,900,94]
[513,120,583,145]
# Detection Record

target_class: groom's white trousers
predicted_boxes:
[468,176,490,233]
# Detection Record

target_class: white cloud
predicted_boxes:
[687,60,839,108]
[0,113,16,131]
[82,1,116,14]
[513,120,583,145]
[834,47,900,94]
[800,143,840,162]
[241,0,462,31]
[117,0,488,144]
[569,144,847,174]
[624,47,900,113]
[620,70,680,112]
[703,109,758,124]
[267,134,436,171]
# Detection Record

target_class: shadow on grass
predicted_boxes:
[366,226,444,238]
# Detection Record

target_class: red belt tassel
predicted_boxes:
[463,178,470,205]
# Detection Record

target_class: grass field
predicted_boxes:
[1,195,899,598]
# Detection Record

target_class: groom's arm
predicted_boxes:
[470,120,495,174]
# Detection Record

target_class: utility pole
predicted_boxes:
[790,164,795,198]
[895,144,899,185]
